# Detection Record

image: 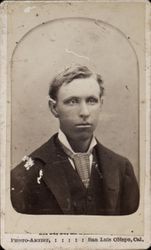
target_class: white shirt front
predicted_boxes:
[58,129,97,172]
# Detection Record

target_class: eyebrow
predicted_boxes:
[63,96,79,102]
[63,95,99,101]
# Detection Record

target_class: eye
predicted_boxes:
[87,97,98,104]
[64,97,79,105]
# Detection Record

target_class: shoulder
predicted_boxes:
[11,134,59,213]
[95,141,134,175]
[96,141,129,163]
[11,133,58,183]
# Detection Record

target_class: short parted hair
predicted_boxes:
[48,65,104,100]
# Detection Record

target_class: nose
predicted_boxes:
[79,101,90,118]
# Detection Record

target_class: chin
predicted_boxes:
[65,128,94,142]
[76,131,93,141]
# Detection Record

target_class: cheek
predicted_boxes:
[59,111,75,124]
[90,105,101,115]
[59,107,78,117]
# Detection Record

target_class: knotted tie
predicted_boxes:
[61,144,91,188]
[72,153,90,188]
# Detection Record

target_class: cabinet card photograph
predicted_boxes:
[0,0,150,249]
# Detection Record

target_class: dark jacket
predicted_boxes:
[11,134,139,215]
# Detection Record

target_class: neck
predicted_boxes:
[67,136,92,153]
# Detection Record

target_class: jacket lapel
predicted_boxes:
[42,159,74,214]
[95,143,120,213]
[31,134,74,214]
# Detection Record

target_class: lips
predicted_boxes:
[76,123,92,128]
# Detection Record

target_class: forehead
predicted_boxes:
[57,77,100,99]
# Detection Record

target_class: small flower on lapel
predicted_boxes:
[22,155,29,162]
[22,155,34,170]
[37,169,43,184]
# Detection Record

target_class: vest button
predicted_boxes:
[87,195,92,202]
[73,201,77,207]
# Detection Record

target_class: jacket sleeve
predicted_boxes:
[11,159,44,214]
[120,159,139,215]
[11,163,30,213]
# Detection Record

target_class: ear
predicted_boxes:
[48,98,59,118]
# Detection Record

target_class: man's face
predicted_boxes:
[53,77,102,141]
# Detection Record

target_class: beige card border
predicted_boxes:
[0,0,150,249]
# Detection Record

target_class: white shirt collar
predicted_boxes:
[58,129,97,154]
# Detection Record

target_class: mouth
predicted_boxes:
[76,123,92,128]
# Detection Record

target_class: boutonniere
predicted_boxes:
[22,155,34,170]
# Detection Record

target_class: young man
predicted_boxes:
[11,65,139,215]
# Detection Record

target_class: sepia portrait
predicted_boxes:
[11,62,139,215]
[0,1,150,249]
